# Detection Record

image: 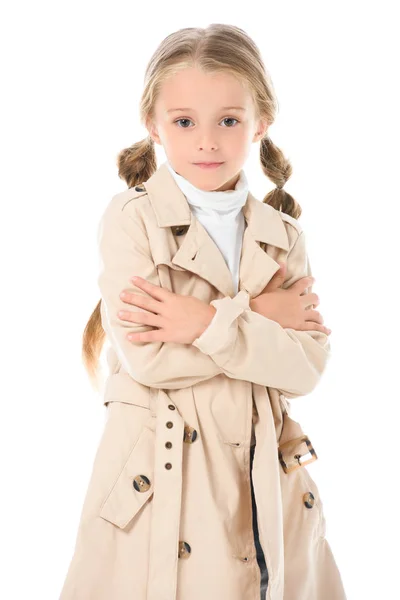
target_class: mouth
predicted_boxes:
[193,162,224,169]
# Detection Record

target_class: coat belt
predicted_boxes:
[146,387,185,600]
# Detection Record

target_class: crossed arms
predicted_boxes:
[97,197,330,398]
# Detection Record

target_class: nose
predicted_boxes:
[197,128,218,151]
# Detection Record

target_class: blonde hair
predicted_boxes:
[82,23,302,390]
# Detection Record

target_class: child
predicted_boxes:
[60,24,347,600]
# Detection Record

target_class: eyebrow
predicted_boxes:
[167,106,246,113]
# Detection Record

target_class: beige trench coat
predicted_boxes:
[59,161,347,600]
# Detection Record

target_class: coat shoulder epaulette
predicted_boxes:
[111,183,148,211]
[279,210,303,236]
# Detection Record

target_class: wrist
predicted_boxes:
[195,304,217,339]
[249,297,259,312]
[204,304,217,328]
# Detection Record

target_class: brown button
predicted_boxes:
[168,404,176,410]
[165,463,172,470]
[172,225,189,236]
[166,421,173,429]
[133,474,151,492]
[183,425,198,443]
[303,491,315,509]
[135,184,145,192]
[165,441,172,449]
[178,541,191,558]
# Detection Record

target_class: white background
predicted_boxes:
[1,1,399,598]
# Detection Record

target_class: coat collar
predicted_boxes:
[144,161,290,299]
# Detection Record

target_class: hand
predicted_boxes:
[118,276,217,343]
[250,262,332,335]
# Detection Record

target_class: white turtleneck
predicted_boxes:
[166,160,249,295]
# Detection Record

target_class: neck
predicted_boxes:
[165,160,250,216]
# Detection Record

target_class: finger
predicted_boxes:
[270,261,284,274]
[130,276,168,301]
[122,310,162,328]
[295,276,315,294]
[300,321,331,334]
[303,309,324,324]
[261,263,286,293]
[127,328,166,342]
[120,291,160,314]
[277,261,286,273]
[271,262,286,281]
[301,292,320,308]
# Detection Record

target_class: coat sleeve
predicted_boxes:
[97,196,225,389]
[192,228,331,398]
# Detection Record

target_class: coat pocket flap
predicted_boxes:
[99,425,155,529]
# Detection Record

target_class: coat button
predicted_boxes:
[168,404,176,410]
[172,224,189,236]
[135,184,145,192]
[165,441,172,449]
[133,474,151,492]
[303,491,315,509]
[183,425,198,443]
[166,421,174,429]
[178,541,191,558]
[165,463,172,470]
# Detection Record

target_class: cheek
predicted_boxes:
[157,126,170,146]
[159,125,184,151]
[243,124,257,144]
[226,129,252,155]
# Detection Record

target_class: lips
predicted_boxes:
[194,162,224,166]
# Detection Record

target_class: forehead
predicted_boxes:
[155,67,254,113]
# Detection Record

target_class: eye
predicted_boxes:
[174,118,193,128]
[221,117,239,127]
[174,117,240,128]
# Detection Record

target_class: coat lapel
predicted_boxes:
[144,161,290,299]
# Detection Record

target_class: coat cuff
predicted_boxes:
[192,290,250,357]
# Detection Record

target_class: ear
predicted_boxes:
[145,118,162,145]
[253,118,269,143]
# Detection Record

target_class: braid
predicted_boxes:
[117,135,157,189]
[259,136,302,219]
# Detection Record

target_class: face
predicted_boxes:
[146,66,269,191]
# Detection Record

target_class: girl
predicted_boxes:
[60,24,347,600]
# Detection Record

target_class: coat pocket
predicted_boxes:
[99,424,155,529]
